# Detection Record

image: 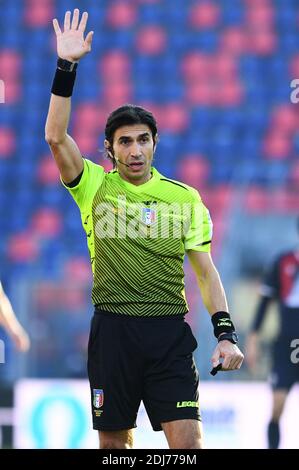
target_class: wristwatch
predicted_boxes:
[57,57,78,72]
[218,332,239,344]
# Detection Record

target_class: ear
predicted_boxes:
[104,139,110,149]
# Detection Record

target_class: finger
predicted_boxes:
[53,18,61,35]
[84,31,94,50]
[230,357,241,370]
[221,356,232,370]
[78,11,88,32]
[211,349,220,367]
[64,10,71,31]
[71,8,80,30]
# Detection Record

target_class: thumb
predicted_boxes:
[211,348,221,368]
[85,31,94,50]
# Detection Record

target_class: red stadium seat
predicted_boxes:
[247,28,276,55]
[270,105,298,134]
[7,232,39,262]
[0,50,21,78]
[135,26,167,55]
[31,208,62,238]
[158,104,189,133]
[290,161,299,187]
[99,51,131,81]
[263,132,292,159]
[72,130,99,155]
[24,0,54,27]
[185,81,214,106]
[211,53,238,80]
[136,0,160,3]
[0,127,16,157]
[73,103,105,132]
[245,4,275,28]
[245,187,269,212]
[64,257,92,283]
[2,81,21,104]
[37,155,60,184]
[220,27,248,55]
[106,1,137,28]
[102,82,133,108]
[181,53,211,80]
[217,80,244,106]
[188,1,220,29]
[176,154,210,189]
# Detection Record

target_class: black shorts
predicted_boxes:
[269,339,299,390]
[87,310,200,432]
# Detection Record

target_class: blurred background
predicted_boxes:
[0,0,298,448]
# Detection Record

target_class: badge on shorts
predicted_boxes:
[93,389,104,409]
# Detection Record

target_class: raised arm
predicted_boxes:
[45,9,93,183]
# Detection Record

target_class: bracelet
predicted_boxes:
[211,311,235,338]
[51,59,78,97]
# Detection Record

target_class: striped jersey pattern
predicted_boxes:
[62,159,213,317]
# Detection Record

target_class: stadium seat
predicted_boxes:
[176,154,210,189]
[6,232,39,262]
[37,156,60,185]
[188,2,220,30]
[106,1,137,29]
[31,208,63,238]
[0,127,16,157]
[135,26,167,55]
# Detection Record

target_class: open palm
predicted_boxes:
[53,9,93,62]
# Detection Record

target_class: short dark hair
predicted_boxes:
[104,104,158,164]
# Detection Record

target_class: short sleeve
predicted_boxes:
[60,158,105,211]
[184,190,213,252]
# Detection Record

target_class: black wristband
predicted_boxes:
[211,311,235,338]
[51,68,76,97]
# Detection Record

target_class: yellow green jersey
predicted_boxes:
[62,159,213,317]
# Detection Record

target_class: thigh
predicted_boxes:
[143,320,200,432]
[87,313,143,431]
[162,419,203,449]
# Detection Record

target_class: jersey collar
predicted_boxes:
[116,167,161,192]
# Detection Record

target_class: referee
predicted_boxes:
[45,9,244,449]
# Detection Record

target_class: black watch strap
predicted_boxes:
[57,57,78,72]
[218,332,238,344]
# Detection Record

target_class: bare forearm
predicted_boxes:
[45,94,71,143]
[197,268,228,315]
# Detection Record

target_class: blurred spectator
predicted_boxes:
[245,217,299,448]
[0,281,30,353]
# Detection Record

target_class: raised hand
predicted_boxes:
[53,8,93,62]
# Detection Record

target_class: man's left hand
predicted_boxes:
[211,340,244,371]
